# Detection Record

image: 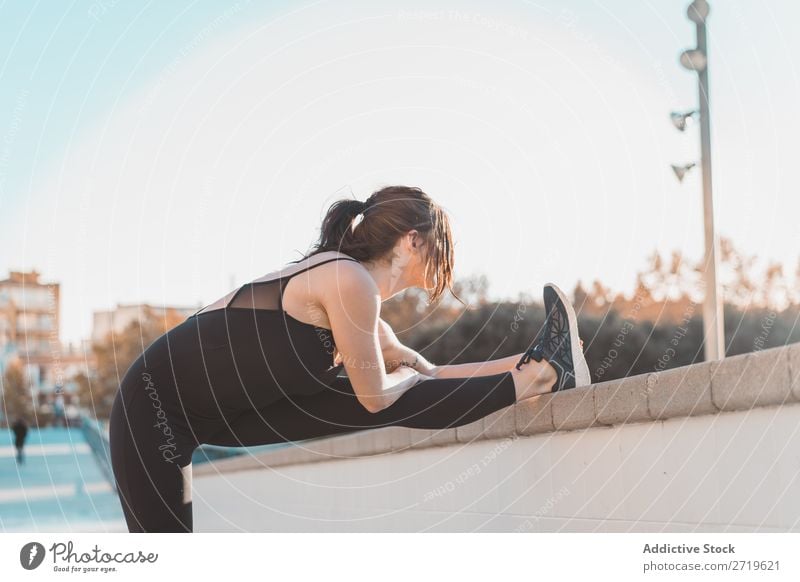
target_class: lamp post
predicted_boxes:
[675,0,724,361]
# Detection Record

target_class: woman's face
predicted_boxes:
[390,230,432,294]
[407,233,431,290]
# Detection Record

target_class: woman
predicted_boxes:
[109,185,590,532]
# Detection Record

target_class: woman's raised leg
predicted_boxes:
[204,370,521,447]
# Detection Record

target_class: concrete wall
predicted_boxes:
[193,343,800,532]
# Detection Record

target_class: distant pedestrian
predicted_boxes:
[53,392,66,427]
[11,417,29,464]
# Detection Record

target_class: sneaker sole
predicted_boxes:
[544,282,592,388]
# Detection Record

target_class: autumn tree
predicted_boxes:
[80,306,187,418]
[381,273,491,343]
[1,357,33,425]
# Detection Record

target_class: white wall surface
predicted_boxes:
[193,403,800,532]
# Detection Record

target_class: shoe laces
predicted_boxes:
[515,304,568,371]
[515,342,544,370]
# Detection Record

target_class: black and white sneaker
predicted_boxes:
[515,283,591,391]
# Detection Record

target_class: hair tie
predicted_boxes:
[350,200,368,233]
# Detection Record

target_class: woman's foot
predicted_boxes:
[511,356,558,400]
[515,283,591,391]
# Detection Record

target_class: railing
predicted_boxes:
[79,412,115,490]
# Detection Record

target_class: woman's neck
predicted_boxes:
[361,257,410,301]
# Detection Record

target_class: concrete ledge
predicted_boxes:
[193,343,800,477]
[712,347,794,411]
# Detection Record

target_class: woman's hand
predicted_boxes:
[378,318,437,375]
[414,371,436,382]
[380,365,435,409]
[425,366,442,379]
[391,365,435,384]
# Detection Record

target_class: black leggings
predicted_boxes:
[109,357,517,532]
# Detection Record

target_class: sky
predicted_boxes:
[1,0,798,345]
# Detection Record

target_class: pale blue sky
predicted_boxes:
[1,0,798,343]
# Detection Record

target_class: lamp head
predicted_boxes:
[680,49,707,72]
[671,162,696,182]
[687,0,710,24]
[670,110,698,131]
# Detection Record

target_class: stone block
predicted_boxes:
[594,374,652,425]
[551,386,599,431]
[515,393,555,435]
[325,429,382,459]
[455,418,485,443]
[409,429,437,449]
[371,427,400,455]
[648,360,716,420]
[482,405,517,440]
[712,346,793,411]
[429,427,458,446]
[456,405,517,442]
[384,426,414,452]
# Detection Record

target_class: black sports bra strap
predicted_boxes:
[278,256,359,309]
[193,252,359,316]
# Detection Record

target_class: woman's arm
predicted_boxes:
[377,318,437,373]
[378,319,584,380]
[378,317,524,379]
[319,262,429,413]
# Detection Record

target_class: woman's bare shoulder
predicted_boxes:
[316,257,377,298]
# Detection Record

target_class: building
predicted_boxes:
[0,270,60,388]
[0,270,90,424]
[0,270,92,392]
[91,303,201,345]
[0,271,201,424]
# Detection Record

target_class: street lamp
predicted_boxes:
[672,0,724,361]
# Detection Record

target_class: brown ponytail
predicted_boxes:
[302,185,460,306]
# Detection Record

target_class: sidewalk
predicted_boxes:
[0,426,126,532]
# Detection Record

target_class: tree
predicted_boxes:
[719,236,757,308]
[381,274,490,343]
[1,358,33,425]
[81,306,186,418]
